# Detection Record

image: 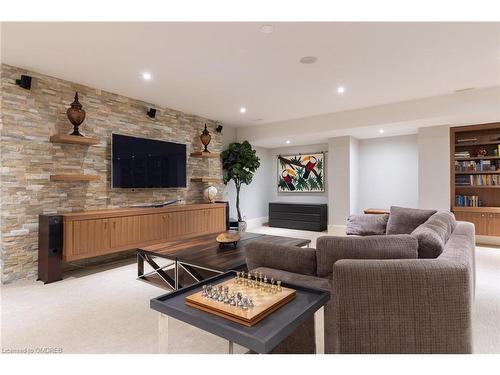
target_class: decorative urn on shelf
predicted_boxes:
[66,92,86,136]
[199,124,212,152]
[203,185,218,203]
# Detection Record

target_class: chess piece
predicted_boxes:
[247,273,251,286]
[277,280,282,292]
[230,297,236,306]
[241,297,249,310]
[248,299,254,308]
[202,285,208,297]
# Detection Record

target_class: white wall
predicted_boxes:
[349,137,359,215]
[225,124,451,226]
[328,136,354,227]
[231,147,272,222]
[357,135,419,211]
[418,125,450,211]
[269,143,328,204]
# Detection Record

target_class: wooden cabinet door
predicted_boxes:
[207,207,226,233]
[141,214,168,242]
[109,215,143,249]
[454,211,486,235]
[488,214,500,236]
[69,219,111,260]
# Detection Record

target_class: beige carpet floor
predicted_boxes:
[1,226,499,354]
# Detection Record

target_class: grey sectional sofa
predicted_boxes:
[245,208,476,354]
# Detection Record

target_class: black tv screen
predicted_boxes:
[112,134,186,188]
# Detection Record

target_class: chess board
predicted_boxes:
[185,277,296,326]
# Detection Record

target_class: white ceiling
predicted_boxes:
[2,22,500,128]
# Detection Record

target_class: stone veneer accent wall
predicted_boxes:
[0,64,225,283]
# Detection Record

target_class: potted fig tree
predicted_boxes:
[221,141,260,231]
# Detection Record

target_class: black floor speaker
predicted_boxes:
[38,214,63,283]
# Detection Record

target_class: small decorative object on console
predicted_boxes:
[185,273,295,326]
[203,185,217,203]
[199,123,212,152]
[66,92,86,136]
[216,230,240,249]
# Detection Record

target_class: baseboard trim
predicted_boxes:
[246,216,268,230]
[476,235,500,247]
[327,224,347,236]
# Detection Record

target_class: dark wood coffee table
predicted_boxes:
[137,232,311,290]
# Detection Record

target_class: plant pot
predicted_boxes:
[238,221,247,232]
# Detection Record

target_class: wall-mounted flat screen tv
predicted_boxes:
[111,134,187,188]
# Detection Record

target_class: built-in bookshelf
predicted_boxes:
[451,123,500,236]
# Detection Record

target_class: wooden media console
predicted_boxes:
[62,203,227,262]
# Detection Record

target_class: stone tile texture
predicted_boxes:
[0,64,224,283]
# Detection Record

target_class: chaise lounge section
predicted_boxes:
[245,209,476,354]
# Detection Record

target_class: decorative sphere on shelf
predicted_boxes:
[203,185,217,203]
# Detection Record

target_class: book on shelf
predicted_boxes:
[455,194,481,207]
[455,174,500,186]
[454,151,471,158]
[454,159,497,172]
[456,138,478,143]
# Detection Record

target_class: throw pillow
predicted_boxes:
[411,211,457,258]
[386,206,437,235]
[346,214,389,235]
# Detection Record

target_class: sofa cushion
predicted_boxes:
[251,267,332,292]
[245,242,317,276]
[315,234,418,278]
[386,206,437,235]
[411,211,457,258]
[346,214,389,235]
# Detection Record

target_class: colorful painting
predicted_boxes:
[277,152,325,192]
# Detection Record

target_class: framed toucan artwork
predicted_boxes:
[277,152,325,192]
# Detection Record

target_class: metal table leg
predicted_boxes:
[174,260,179,290]
[228,341,234,354]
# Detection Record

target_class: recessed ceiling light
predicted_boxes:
[239,107,247,114]
[299,56,318,64]
[286,140,291,144]
[337,86,345,94]
[260,25,274,34]
[142,72,152,81]
[379,129,385,134]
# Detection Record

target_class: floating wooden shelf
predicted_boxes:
[455,171,500,175]
[455,156,500,161]
[50,174,101,182]
[453,206,500,213]
[455,140,500,147]
[190,151,220,158]
[50,134,100,146]
[190,177,223,183]
[455,185,500,189]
